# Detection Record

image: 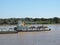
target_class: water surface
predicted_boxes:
[0,24,60,45]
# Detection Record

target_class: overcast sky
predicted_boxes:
[0,0,60,18]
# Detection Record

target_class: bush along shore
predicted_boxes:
[0,17,60,25]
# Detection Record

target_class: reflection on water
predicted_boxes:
[0,24,60,45]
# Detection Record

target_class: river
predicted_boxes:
[0,24,60,45]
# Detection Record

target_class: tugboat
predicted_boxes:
[14,20,51,32]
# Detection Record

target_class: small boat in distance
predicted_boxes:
[14,20,51,32]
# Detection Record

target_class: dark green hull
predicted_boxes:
[17,29,51,32]
[0,31,18,34]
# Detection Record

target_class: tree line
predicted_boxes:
[0,17,60,25]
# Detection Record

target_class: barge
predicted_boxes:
[0,28,17,34]
[14,20,51,32]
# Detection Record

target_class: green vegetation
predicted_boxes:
[0,17,60,25]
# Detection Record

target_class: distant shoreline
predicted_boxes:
[0,24,60,26]
[0,17,60,25]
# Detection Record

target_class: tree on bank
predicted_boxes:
[0,17,60,25]
[53,17,59,24]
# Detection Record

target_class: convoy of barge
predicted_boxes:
[14,20,51,32]
[0,20,51,34]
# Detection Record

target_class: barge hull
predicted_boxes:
[0,31,18,34]
[17,30,51,32]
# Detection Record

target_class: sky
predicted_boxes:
[0,0,60,18]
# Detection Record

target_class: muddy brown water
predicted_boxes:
[0,24,60,45]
